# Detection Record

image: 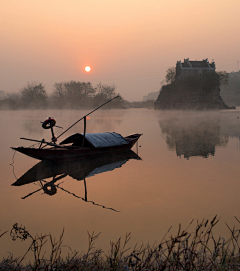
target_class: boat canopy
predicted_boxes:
[59,132,129,148]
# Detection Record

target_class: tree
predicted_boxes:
[51,81,96,108]
[20,82,47,108]
[0,92,21,109]
[199,71,229,90]
[51,82,67,108]
[94,83,123,108]
[165,67,176,84]
[65,81,84,107]
[217,71,229,86]
[65,81,95,108]
[95,82,116,99]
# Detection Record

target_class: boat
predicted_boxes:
[11,96,142,161]
[11,133,142,161]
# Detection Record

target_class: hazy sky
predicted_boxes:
[1,0,240,101]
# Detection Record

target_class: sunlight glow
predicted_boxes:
[85,66,91,72]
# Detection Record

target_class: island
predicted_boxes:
[154,58,235,110]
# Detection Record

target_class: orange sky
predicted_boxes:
[1,0,240,101]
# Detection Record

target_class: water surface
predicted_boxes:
[1,108,240,259]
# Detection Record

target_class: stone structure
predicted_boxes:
[176,58,215,79]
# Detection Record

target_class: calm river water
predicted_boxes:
[1,108,240,259]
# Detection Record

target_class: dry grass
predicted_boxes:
[1,216,240,270]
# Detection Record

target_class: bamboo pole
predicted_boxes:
[55,95,119,141]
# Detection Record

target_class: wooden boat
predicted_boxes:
[11,96,142,161]
[11,133,142,161]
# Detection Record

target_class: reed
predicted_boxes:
[1,216,240,270]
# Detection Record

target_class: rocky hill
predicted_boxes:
[154,74,235,110]
[220,71,240,106]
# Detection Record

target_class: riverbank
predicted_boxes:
[1,216,240,270]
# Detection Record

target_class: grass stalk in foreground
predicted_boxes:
[1,216,240,270]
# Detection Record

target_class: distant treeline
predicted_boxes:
[0,81,125,110]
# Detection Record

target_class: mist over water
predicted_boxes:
[1,108,240,260]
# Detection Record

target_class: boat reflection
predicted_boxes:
[12,150,141,212]
[159,113,229,159]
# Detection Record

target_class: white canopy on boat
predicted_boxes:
[59,132,128,148]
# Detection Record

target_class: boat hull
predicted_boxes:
[12,134,142,161]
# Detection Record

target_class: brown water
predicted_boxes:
[1,108,240,260]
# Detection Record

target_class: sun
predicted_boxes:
[85,66,91,72]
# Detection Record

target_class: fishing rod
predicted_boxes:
[55,95,120,140]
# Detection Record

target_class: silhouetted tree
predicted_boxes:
[0,92,21,109]
[199,71,229,90]
[21,82,47,108]
[51,81,96,108]
[51,82,67,108]
[93,83,123,108]
[217,71,229,86]
[0,81,126,110]
[165,67,176,84]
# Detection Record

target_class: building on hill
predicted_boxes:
[154,58,235,110]
[176,58,215,79]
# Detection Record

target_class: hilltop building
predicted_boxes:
[176,58,215,79]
